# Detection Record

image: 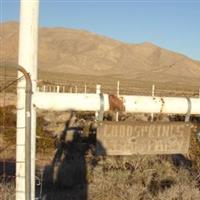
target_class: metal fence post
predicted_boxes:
[95,84,101,120]
[151,84,155,122]
[116,81,120,121]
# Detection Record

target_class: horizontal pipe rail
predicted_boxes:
[33,92,200,115]
[33,92,110,111]
[122,96,200,115]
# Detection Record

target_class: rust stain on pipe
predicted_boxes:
[109,95,125,111]
[160,97,165,113]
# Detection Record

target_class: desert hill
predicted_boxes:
[1,21,200,87]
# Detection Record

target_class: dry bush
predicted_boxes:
[0,106,16,145]
[88,155,200,200]
[0,181,15,200]
[1,109,200,199]
[36,116,55,153]
[0,106,56,154]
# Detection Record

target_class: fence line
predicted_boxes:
[36,80,200,98]
[1,73,200,199]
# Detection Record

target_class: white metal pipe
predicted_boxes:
[122,95,200,114]
[33,93,200,115]
[33,92,110,112]
[17,1,39,200]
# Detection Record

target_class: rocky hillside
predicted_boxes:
[1,21,200,86]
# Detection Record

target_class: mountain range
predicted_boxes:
[1,22,200,87]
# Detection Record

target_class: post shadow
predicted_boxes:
[0,159,16,183]
[41,112,106,200]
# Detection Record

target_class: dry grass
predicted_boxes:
[41,153,200,200]
[88,156,200,200]
[0,106,200,199]
[0,181,15,200]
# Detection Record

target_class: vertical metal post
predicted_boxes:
[116,81,120,121]
[17,1,39,200]
[43,85,46,92]
[84,83,87,93]
[151,84,155,122]
[75,86,78,93]
[69,87,72,93]
[199,88,200,98]
[96,84,101,94]
[17,66,32,200]
[117,81,120,97]
[95,84,101,120]
[152,84,155,97]
[57,86,60,93]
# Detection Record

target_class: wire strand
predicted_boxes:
[0,75,24,93]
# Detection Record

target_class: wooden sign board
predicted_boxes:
[96,122,192,155]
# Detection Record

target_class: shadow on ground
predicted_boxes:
[0,159,15,182]
[41,113,106,200]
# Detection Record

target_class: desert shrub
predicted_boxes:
[88,155,200,200]
[36,116,55,153]
[0,106,16,145]
[0,181,15,200]
[0,106,55,153]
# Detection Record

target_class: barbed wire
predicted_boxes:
[35,79,200,98]
[0,75,24,93]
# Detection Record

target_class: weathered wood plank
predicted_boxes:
[97,122,192,155]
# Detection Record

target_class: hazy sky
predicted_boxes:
[1,0,200,60]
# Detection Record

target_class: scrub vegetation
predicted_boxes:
[0,105,200,200]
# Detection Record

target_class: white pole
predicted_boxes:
[96,84,101,94]
[56,85,60,93]
[69,87,72,93]
[95,85,101,120]
[84,83,87,93]
[117,81,120,97]
[75,86,78,93]
[43,85,46,92]
[199,88,200,98]
[116,81,120,121]
[151,84,155,121]
[17,1,39,200]
[152,84,155,97]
